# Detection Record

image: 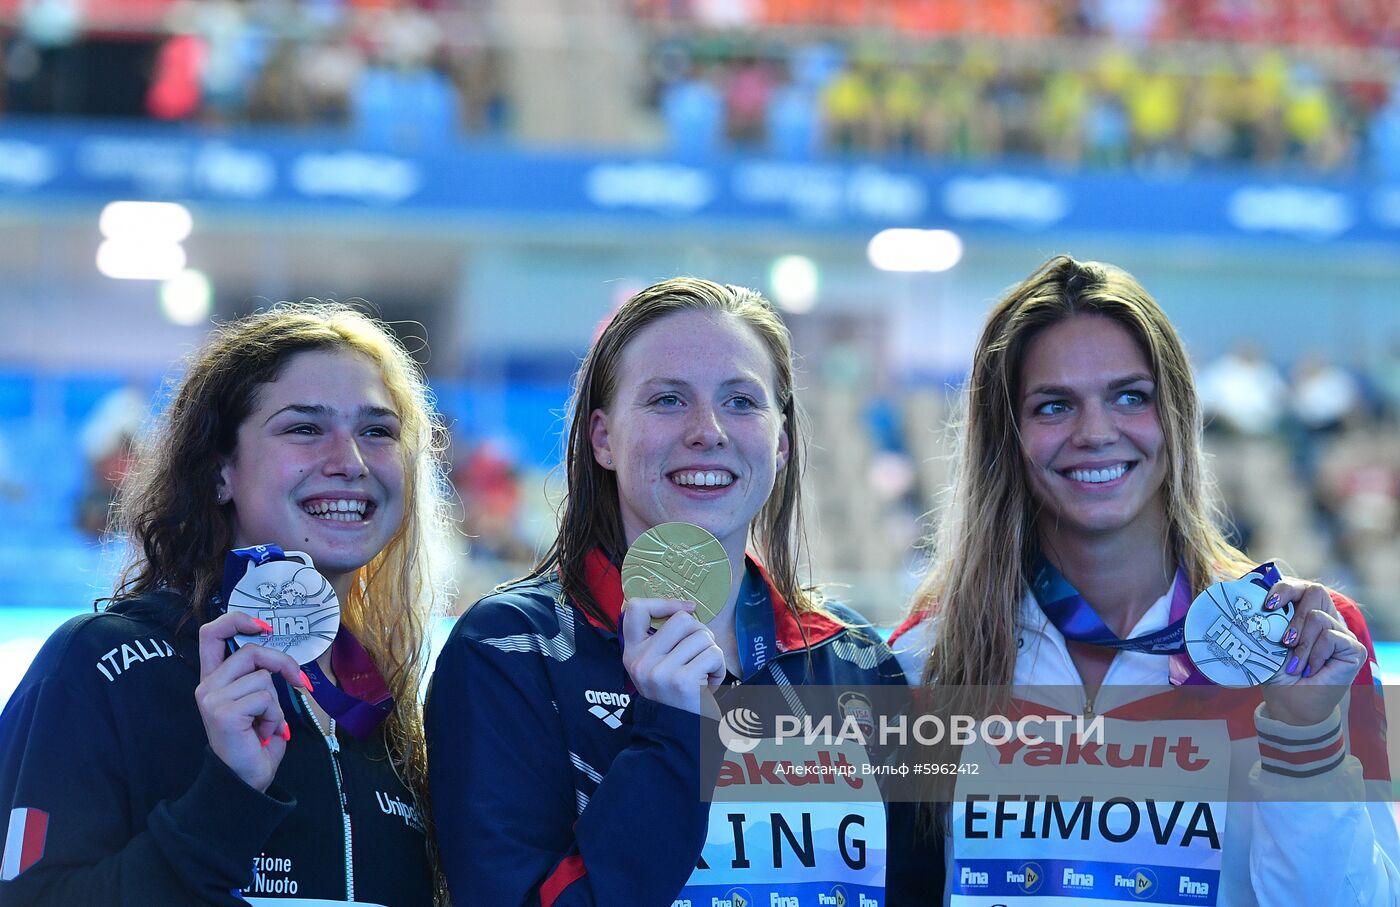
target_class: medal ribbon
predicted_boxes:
[221,545,394,740]
[1029,554,1191,655]
[1030,555,1282,687]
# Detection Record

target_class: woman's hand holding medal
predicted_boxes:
[1262,579,1368,727]
[195,611,314,792]
[619,523,732,718]
[620,598,726,719]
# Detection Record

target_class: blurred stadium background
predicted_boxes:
[2,0,1400,707]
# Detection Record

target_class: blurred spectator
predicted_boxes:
[1198,342,1289,435]
[3,0,507,147]
[74,386,146,538]
[451,437,533,564]
[637,0,1396,175]
[661,63,725,156]
[1292,354,1364,435]
[1290,353,1365,482]
[1373,337,1400,420]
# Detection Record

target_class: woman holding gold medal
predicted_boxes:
[890,255,1400,906]
[427,278,928,906]
[0,304,452,905]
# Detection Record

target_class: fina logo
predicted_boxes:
[717,707,765,754]
[1113,867,1157,899]
[718,887,754,907]
[818,885,848,906]
[1009,861,1043,894]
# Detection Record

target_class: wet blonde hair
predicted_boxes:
[529,276,827,630]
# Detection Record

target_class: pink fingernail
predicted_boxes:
[281,724,292,742]
[260,736,271,747]
[253,618,274,635]
[299,671,314,691]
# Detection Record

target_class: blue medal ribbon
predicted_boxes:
[1031,555,1283,670]
[1030,555,1191,655]
[220,545,393,740]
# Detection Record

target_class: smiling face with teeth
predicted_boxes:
[589,309,790,565]
[1018,314,1168,546]
[218,348,406,599]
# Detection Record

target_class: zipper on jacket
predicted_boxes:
[299,692,355,900]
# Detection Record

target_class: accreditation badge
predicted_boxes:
[950,714,1229,906]
[226,551,341,665]
[672,735,886,907]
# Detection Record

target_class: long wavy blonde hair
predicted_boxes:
[914,255,1253,692]
[109,302,456,889]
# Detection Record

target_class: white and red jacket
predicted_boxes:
[889,585,1400,907]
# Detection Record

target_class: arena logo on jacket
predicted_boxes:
[583,688,630,730]
[2,807,47,881]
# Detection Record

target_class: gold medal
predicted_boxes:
[621,522,732,628]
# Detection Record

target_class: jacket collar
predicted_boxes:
[580,547,844,652]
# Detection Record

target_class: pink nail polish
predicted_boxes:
[281,724,292,742]
[1283,627,1299,646]
[299,671,314,691]
[253,618,274,635]
[260,737,271,747]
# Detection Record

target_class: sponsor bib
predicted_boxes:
[951,717,1230,906]
[673,738,886,907]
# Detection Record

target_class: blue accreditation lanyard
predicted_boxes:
[1029,554,1192,655]
[733,561,778,680]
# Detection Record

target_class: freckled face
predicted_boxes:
[218,349,406,593]
[1018,314,1168,545]
[589,310,790,561]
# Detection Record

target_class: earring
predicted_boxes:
[605,457,613,467]
[216,489,229,504]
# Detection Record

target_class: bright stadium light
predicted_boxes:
[866,228,963,273]
[99,201,193,243]
[160,269,212,326]
[96,239,187,280]
[768,254,820,314]
[97,201,194,281]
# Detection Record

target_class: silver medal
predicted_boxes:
[227,551,340,664]
[1183,575,1292,687]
